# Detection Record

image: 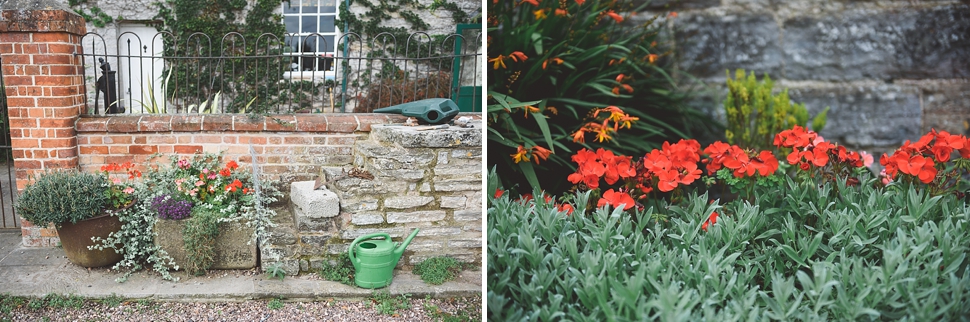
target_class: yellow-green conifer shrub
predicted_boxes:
[724,69,828,152]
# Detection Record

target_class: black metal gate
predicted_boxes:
[0,55,19,229]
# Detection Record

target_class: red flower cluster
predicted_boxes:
[881,130,970,184]
[567,148,636,190]
[702,141,778,178]
[598,189,635,210]
[641,139,702,192]
[701,211,718,232]
[101,161,142,180]
[774,125,864,170]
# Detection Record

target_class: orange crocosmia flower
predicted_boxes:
[594,126,614,143]
[555,8,567,16]
[615,74,625,82]
[612,87,620,95]
[572,128,587,143]
[605,10,623,23]
[575,0,585,5]
[520,0,539,6]
[648,54,658,63]
[521,105,539,118]
[534,9,546,20]
[621,84,633,94]
[510,145,529,163]
[488,55,506,69]
[668,11,678,18]
[531,145,552,164]
[509,51,528,62]
[598,189,635,210]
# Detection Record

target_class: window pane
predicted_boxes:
[285,16,299,34]
[298,37,315,53]
[302,16,317,34]
[302,0,318,13]
[320,0,337,13]
[283,2,299,14]
[317,35,335,52]
[319,16,335,33]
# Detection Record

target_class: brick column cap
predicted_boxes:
[0,2,86,35]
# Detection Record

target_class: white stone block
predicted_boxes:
[290,181,340,219]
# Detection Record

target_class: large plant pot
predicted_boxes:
[154,219,257,270]
[56,214,124,268]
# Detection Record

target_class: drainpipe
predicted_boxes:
[340,0,349,112]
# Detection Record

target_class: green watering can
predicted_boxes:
[348,228,420,289]
[372,98,460,125]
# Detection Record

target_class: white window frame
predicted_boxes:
[283,0,340,73]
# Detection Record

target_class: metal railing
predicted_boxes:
[78,31,482,114]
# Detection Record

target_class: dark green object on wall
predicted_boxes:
[373,98,460,125]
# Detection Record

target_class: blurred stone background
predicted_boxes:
[638,0,969,160]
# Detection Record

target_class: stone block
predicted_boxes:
[351,212,385,225]
[355,142,435,166]
[371,124,482,148]
[634,0,719,9]
[439,196,467,209]
[448,240,482,248]
[261,259,300,276]
[341,199,379,212]
[296,216,340,233]
[155,219,256,270]
[787,83,921,147]
[290,181,339,219]
[919,80,970,134]
[433,179,482,192]
[674,13,784,79]
[340,227,407,240]
[416,227,462,236]
[451,149,481,160]
[387,210,446,223]
[454,210,481,222]
[266,225,297,246]
[384,196,434,209]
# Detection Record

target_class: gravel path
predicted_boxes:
[3,296,481,321]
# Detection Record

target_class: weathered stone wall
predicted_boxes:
[267,121,483,275]
[643,0,970,158]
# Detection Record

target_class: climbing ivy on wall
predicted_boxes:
[68,0,119,28]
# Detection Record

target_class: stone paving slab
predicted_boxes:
[0,230,482,301]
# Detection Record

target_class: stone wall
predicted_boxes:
[643,0,970,158]
[269,122,483,275]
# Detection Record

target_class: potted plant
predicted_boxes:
[151,153,264,275]
[14,169,122,267]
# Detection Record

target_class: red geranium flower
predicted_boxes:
[597,189,635,210]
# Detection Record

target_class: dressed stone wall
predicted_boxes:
[268,121,483,275]
[639,0,970,160]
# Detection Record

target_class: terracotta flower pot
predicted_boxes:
[56,213,124,268]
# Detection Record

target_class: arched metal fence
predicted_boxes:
[77,30,482,114]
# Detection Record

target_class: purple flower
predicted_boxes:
[152,194,193,220]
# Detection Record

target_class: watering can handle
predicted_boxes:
[348,232,392,263]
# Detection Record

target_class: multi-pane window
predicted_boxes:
[284,0,338,71]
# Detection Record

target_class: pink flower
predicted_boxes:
[177,159,190,169]
[860,151,874,167]
[123,187,135,194]
[195,180,205,187]
[202,169,209,174]
[189,189,198,196]
[208,185,215,192]
[880,168,892,185]
[207,173,217,180]
[112,178,121,184]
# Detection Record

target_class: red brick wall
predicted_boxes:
[2,8,87,246]
[74,114,408,182]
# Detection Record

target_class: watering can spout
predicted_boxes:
[394,228,420,256]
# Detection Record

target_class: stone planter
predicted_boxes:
[154,219,257,270]
[57,213,124,268]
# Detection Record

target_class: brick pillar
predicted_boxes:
[0,3,87,247]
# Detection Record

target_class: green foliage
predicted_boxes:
[152,0,290,114]
[15,170,110,227]
[266,262,287,281]
[318,252,356,286]
[370,291,410,315]
[413,256,464,285]
[182,207,222,276]
[100,293,124,307]
[267,297,284,310]
[0,294,26,318]
[487,0,714,195]
[724,69,828,151]
[487,170,970,320]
